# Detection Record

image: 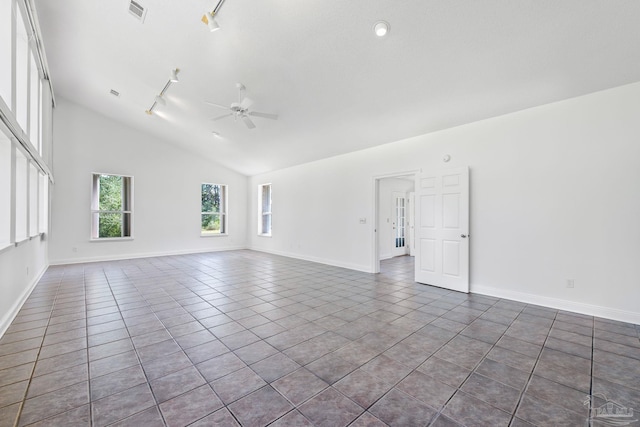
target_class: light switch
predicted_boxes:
[359,218,367,224]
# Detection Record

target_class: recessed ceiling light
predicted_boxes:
[211,131,220,137]
[374,21,390,37]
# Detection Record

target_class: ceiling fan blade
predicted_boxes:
[204,101,230,110]
[241,115,256,129]
[240,97,254,110]
[249,111,278,120]
[211,113,233,121]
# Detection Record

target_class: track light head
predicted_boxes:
[203,11,220,32]
[170,68,180,82]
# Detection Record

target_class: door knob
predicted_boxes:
[461,234,468,238]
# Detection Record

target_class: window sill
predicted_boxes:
[0,243,13,255]
[200,234,228,238]
[258,234,272,238]
[90,237,134,242]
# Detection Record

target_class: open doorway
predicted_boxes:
[372,172,417,273]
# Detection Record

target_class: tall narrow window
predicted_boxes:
[201,183,227,236]
[15,150,28,241]
[0,131,10,247]
[395,195,406,248]
[15,6,29,132]
[29,50,40,145]
[29,163,38,236]
[91,173,133,239]
[258,184,272,236]
[0,0,11,106]
[38,172,48,233]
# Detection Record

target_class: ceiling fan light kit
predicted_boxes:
[145,68,179,115]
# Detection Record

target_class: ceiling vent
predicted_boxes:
[110,89,120,97]
[128,0,147,22]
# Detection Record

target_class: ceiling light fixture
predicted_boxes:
[145,68,179,115]
[374,21,390,37]
[202,0,225,32]
[170,69,179,82]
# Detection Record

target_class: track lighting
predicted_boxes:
[204,12,219,32]
[202,0,225,32]
[145,68,179,115]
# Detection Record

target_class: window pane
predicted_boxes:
[0,132,10,246]
[29,51,39,144]
[262,214,271,235]
[38,80,43,153]
[0,0,11,106]
[201,213,221,235]
[201,183,220,213]
[261,185,271,213]
[38,172,47,233]
[16,6,29,132]
[94,212,122,238]
[29,163,37,236]
[99,175,123,211]
[15,150,27,241]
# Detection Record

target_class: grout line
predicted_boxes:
[12,271,64,427]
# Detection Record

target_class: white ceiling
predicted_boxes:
[34,0,640,176]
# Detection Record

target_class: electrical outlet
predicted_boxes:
[72,247,78,253]
[26,267,29,276]
[566,279,575,288]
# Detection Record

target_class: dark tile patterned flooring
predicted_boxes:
[0,250,639,426]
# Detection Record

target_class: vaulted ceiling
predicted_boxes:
[34,0,640,175]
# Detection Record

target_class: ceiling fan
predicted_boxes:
[205,83,278,129]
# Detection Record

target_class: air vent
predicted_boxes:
[110,89,120,97]
[128,0,147,22]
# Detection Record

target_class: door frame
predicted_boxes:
[371,169,420,274]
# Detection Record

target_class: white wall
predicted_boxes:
[49,98,248,264]
[249,82,640,323]
[378,178,414,260]
[0,237,48,336]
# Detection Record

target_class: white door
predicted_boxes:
[415,167,469,292]
[391,192,407,257]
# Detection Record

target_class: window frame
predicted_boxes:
[258,183,272,236]
[90,173,134,241]
[200,183,228,237]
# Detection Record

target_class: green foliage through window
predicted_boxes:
[92,174,132,239]
[201,184,226,235]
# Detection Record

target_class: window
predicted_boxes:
[29,163,38,236]
[91,173,133,239]
[0,0,11,106]
[0,132,10,247]
[15,5,29,132]
[29,50,40,145]
[15,150,28,241]
[201,183,227,236]
[38,172,48,233]
[258,183,272,236]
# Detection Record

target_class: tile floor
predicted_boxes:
[0,250,639,426]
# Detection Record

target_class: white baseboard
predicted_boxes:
[472,284,640,325]
[0,264,48,338]
[49,246,248,265]
[250,247,371,273]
